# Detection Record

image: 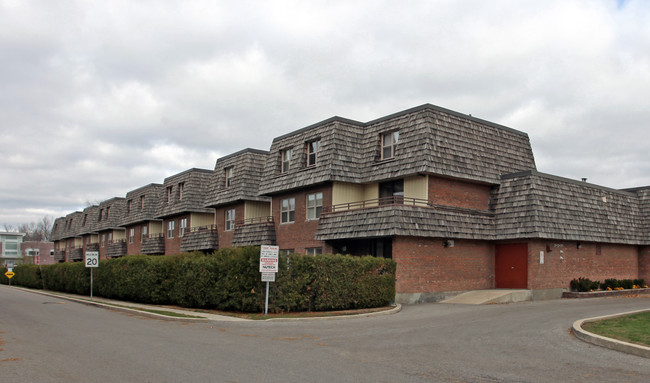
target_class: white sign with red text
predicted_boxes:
[259,245,279,273]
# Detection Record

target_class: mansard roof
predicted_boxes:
[204,148,270,208]
[94,197,127,232]
[493,171,644,244]
[79,205,100,235]
[259,104,536,195]
[121,183,164,226]
[156,168,213,218]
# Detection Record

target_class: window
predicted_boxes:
[179,218,187,237]
[141,225,148,241]
[82,214,87,226]
[279,249,294,256]
[166,186,173,203]
[167,220,175,238]
[225,167,233,187]
[129,228,135,244]
[281,149,293,173]
[106,206,110,219]
[127,200,132,214]
[381,131,399,159]
[306,192,323,220]
[306,140,320,166]
[281,197,295,223]
[178,182,185,200]
[101,234,106,248]
[108,232,113,243]
[305,247,322,256]
[98,209,103,221]
[140,195,145,210]
[224,209,236,231]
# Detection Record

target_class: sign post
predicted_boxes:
[259,245,279,315]
[4,270,15,286]
[85,251,99,301]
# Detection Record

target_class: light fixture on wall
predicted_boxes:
[444,239,454,248]
[577,242,582,249]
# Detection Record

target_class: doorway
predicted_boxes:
[495,243,528,288]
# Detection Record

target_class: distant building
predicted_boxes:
[21,241,55,265]
[0,231,26,268]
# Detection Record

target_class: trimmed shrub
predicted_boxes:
[2,247,396,313]
[570,277,600,292]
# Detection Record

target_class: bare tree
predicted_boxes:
[2,216,54,241]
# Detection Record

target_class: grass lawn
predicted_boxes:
[582,311,650,347]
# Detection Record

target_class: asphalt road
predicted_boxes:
[1,285,648,383]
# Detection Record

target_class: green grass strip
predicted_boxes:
[582,311,650,347]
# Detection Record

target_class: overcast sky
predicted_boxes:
[1,0,649,227]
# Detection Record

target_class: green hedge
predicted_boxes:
[2,247,396,312]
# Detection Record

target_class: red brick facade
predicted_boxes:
[163,215,189,255]
[640,246,650,282]
[428,176,492,211]
[527,240,640,290]
[393,236,494,294]
[215,203,245,248]
[272,185,333,254]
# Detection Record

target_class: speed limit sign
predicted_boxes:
[85,251,99,268]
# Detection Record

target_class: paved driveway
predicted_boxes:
[1,285,649,382]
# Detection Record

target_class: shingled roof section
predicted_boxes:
[79,205,100,236]
[494,171,643,244]
[315,205,495,241]
[623,186,650,245]
[156,168,214,219]
[93,197,127,232]
[259,104,536,195]
[121,183,163,226]
[205,148,270,208]
[50,217,67,241]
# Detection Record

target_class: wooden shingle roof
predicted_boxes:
[94,197,127,232]
[121,183,163,226]
[259,104,536,195]
[204,148,270,208]
[494,171,644,244]
[156,168,213,218]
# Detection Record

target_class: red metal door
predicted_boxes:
[495,243,528,288]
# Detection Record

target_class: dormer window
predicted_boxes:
[178,182,185,200]
[140,195,145,210]
[281,149,293,173]
[225,167,234,187]
[166,186,173,203]
[127,200,132,214]
[381,131,399,160]
[98,209,103,221]
[306,140,320,167]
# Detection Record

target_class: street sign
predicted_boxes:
[4,271,15,279]
[261,272,276,282]
[85,251,99,268]
[259,245,279,272]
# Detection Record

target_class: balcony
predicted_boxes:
[68,247,84,262]
[315,197,495,241]
[141,233,165,255]
[232,216,276,247]
[180,226,219,252]
[107,240,127,258]
[54,250,66,262]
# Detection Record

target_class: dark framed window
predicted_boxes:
[306,192,323,220]
[306,140,321,166]
[225,209,236,231]
[281,198,295,223]
[381,131,399,159]
[281,149,293,173]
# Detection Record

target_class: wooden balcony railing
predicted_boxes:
[322,196,431,214]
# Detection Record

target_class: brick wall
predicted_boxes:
[125,224,143,255]
[163,215,189,255]
[428,176,492,211]
[640,246,650,282]
[272,185,333,254]
[393,236,494,294]
[216,203,245,248]
[527,240,640,290]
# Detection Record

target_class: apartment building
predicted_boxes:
[157,168,216,255]
[121,183,164,255]
[49,103,650,303]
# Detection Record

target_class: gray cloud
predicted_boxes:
[1,0,649,226]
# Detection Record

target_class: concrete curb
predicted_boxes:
[22,288,213,323]
[265,304,402,321]
[572,309,650,359]
[12,286,401,323]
